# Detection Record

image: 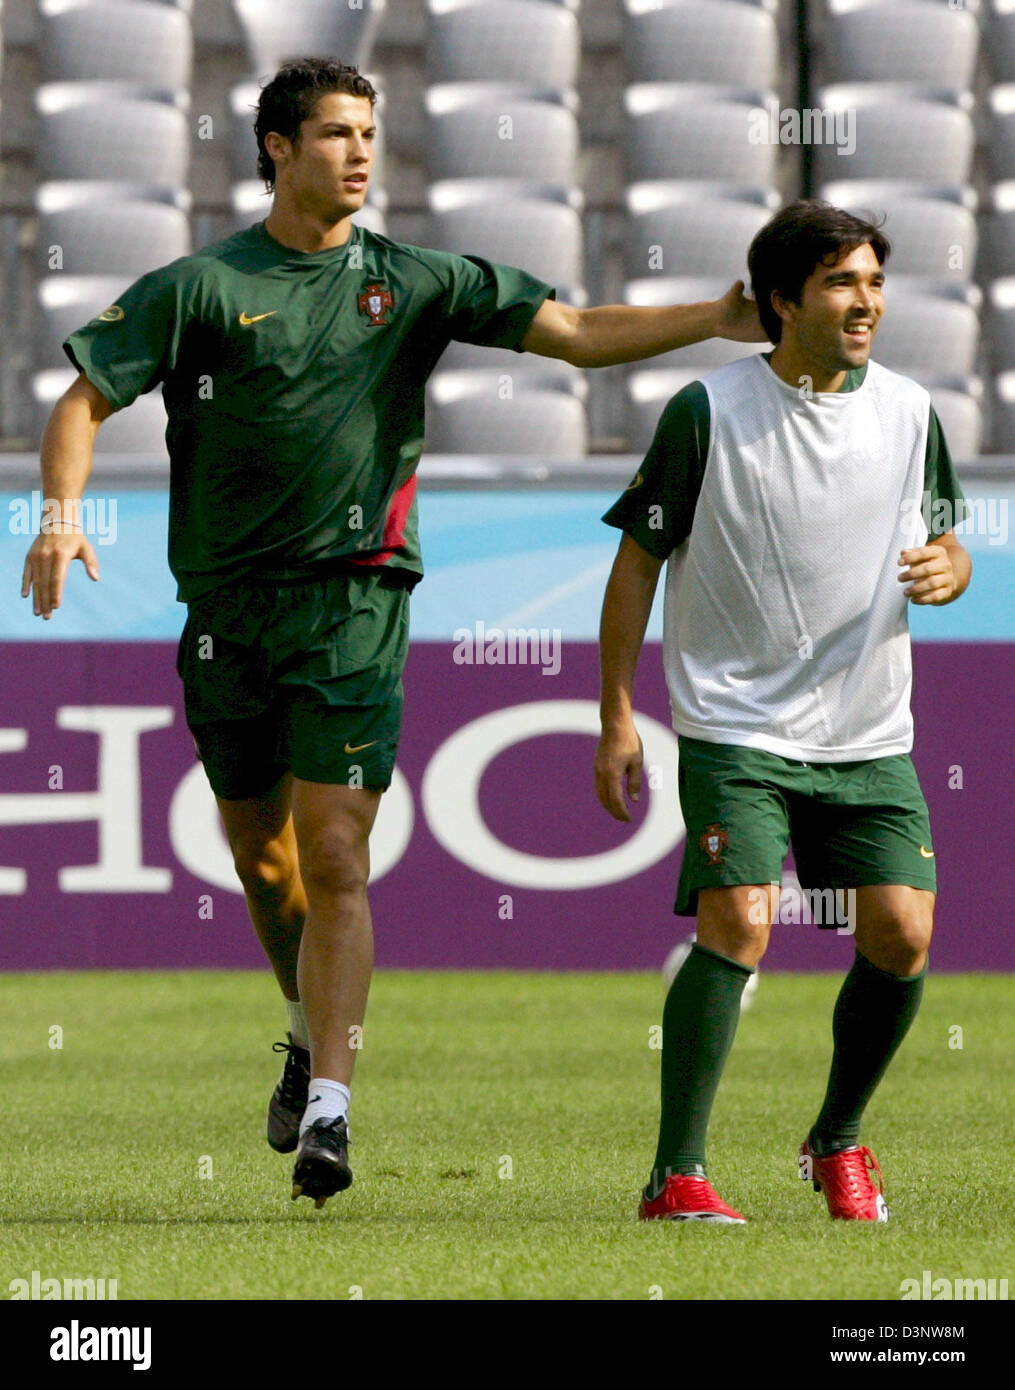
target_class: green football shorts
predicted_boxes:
[176,567,410,800]
[674,736,938,917]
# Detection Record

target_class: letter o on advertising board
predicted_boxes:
[422,700,684,889]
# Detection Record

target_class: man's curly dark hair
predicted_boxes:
[254,58,377,190]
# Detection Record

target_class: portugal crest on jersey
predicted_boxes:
[699,823,729,866]
[358,283,394,325]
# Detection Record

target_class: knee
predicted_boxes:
[697,886,773,967]
[298,827,369,899]
[232,837,300,896]
[863,907,934,975]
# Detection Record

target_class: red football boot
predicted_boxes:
[799,1138,889,1221]
[639,1174,747,1223]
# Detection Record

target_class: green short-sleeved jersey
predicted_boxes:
[603,358,968,558]
[64,221,555,601]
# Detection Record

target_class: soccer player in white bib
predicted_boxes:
[596,201,971,1223]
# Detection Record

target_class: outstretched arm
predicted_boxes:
[21,372,115,619]
[521,281,766,368]
[595,533,666,821]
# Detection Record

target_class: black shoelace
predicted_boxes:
[272,1040,309,1110]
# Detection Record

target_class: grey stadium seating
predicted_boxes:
[811,87,975,191]
[624,0,778,88]
[426,377,587,455]
[993,371,1015,450]
[427,0,580,91]
[36,84,190,188]
[988,278,1015,370]
[232,0,386,78]
[32,369,169,455]
[625,86,778,188]
[992,1,1015,83]
[872,291,980,380]
[819,182,978,282]
[624,190,772,279]
[426,182,585,304]
[625,367,704,453]
[928,385,983,459]
[38,0,192,90]
[820,1,978,93]
[36,274,132,369]
[425,86,579,188]
[36,194,192,276]
[989,86,1015,181]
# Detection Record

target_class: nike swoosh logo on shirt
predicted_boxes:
[238,311,278,326]
[919,846,935,858]
[344,740,377,754]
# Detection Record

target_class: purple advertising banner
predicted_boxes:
[0,640,1011,972]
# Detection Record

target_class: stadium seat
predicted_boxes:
[988,278,1015,371]
[820,1,978,93]
[36,274,134,370]
[980,181,1015,281]
[232,0,386,77]
[811,182,973,279]
[36,195,191,276]
[625,85,778,187]
[32,369,169,456]
[425,86,579,190]
[992,2,1015,83]
[624,190,771,279]
[38,0,192,91]
[36,84,190,187]
[811,87,975,190]
[991,371,1015,450]
[816,186,977,282]
[989,86,1015,181]
[427,182,585,304]
[928,385,983,460]
[872,290,980,379]
[624,0,778,88]
[427,0,580,91]
[230,180,388,235]
[625,367,707,453]
[426,377,588,455]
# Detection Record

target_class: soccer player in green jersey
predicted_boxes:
[596,201,971,1223]
[21,58,764,1208]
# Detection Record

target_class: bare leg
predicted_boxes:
[290,779,382,1086]
[216,773,307,1001]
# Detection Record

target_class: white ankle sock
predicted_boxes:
[300,1078,350,1135]
[286,1000,308,1049]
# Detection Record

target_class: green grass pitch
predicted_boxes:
[1,970,1011,1301]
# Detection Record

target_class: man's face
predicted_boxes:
[273,91,375,217]
[780,242,885,373]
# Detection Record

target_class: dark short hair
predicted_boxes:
[254,58,377,189]
[747,200,891,343]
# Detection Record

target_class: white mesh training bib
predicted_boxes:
[663,354,931,761]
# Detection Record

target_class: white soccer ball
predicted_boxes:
[661,933,759,1011]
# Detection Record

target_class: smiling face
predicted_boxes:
[266,91,376,222]
[775,242,885,378]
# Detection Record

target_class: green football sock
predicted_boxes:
[650,942,754,1191]
[809,950,926,1156]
